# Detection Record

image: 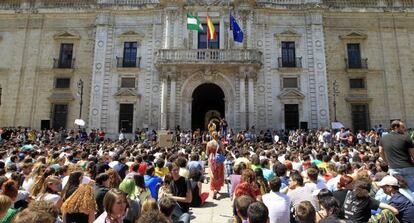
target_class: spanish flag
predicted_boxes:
[207,16,217,40]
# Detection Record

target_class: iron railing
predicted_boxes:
[155,49,262,65]
[116,57,141,68]
[53,58,75,69]
[277,57,302,68]
[345,58,368,69]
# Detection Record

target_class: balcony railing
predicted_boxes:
[99,0,159,6]
[155,49,262,66]
[116,57,141,68]
[278,57,302,68]
[53,58,75,69]
[345,58,368,69]
[256,0,305,4]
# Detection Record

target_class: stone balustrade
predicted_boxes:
[1,0,413,10]
[323,0,414,8]
[155,49,262,66]
[256,0,306,4]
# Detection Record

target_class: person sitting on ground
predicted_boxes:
[11,209,55,223]
[235,195,255,223]
[0,195,12,221]
[158,196,176,223]
[94,188,128,223]
[318,197,347,223]
[189,169,209,207]
[94,173,111,217]
[287,172,318,210]
[378,175,414,223]
[0,180,19,223]
[295,201,316,223]
[144,166,162,200]
[155,159,169,178]
[248,202,269,223]
[343,179,398,223]
[262,176,290,223]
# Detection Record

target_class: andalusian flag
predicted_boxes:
[207,15,217,40]
[187,14,203,31]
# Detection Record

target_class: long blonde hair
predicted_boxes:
[37,176,61,200]
[0,194,12,215]
[61,183,96,215]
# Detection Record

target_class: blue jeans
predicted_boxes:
[172,204,190,223]
[389,167,414,192]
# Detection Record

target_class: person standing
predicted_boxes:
[206,131,225,199]
[379,120,414,191]
[208,120,216,134]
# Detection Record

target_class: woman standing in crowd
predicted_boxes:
[206,131,224,199]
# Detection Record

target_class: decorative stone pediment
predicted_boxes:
[48,92,75,102]
[119,31,145,41]
[278,89,305,100]
[275,29,302,39]
[53,31,80,40]
[339,31,367,40]
[114,88,140,98]
[345,94,372,103]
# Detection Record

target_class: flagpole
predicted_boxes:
[206,13,209,50]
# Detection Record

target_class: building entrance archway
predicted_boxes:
[191,83,225,130]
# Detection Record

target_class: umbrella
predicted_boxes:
[74,119,85,126]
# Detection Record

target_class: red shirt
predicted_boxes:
[138,162,147,175]
[234,182,260,199]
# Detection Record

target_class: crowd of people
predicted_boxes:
[0,120,414,223]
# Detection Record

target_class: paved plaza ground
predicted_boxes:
[190,170,234,223]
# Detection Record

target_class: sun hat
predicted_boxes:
[378,175,399,187]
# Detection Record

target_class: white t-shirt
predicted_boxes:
[262,192,291,223]
[36,193,61,205]
[61,175,91,189]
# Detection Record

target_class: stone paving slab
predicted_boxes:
[190,171,234,223]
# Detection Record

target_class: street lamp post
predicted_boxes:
[77,79,84,120]
[333,80,340,122]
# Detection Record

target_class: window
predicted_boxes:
[198,24,220,49]
[58,43,74,68]
[351,104,369,131]
[121,77,135,88]
[123,42,138,67]
[282,78,298,89]
[119,104,134,133]
[349,78,365,89]
[55,78,70,89]
[347,43,362,68]
[281,41,296,67]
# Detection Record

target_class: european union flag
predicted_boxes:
[230,14,243,43]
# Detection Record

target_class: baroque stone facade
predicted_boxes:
[0,0,413,137]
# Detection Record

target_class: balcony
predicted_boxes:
[345,58,368,70]
[256,0,305,4]
[53,58,75,69]
[116,57,141,68]
[277,57,302,72]
[155,49,262,67]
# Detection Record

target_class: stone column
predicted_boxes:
[247,71,256,128]
[164,9,172,49]
[169,74,176,129]
[239,72,247,130]
[89,13,110,130]
[160,77,168,130]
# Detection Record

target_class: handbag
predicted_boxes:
[214,144,225,164]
